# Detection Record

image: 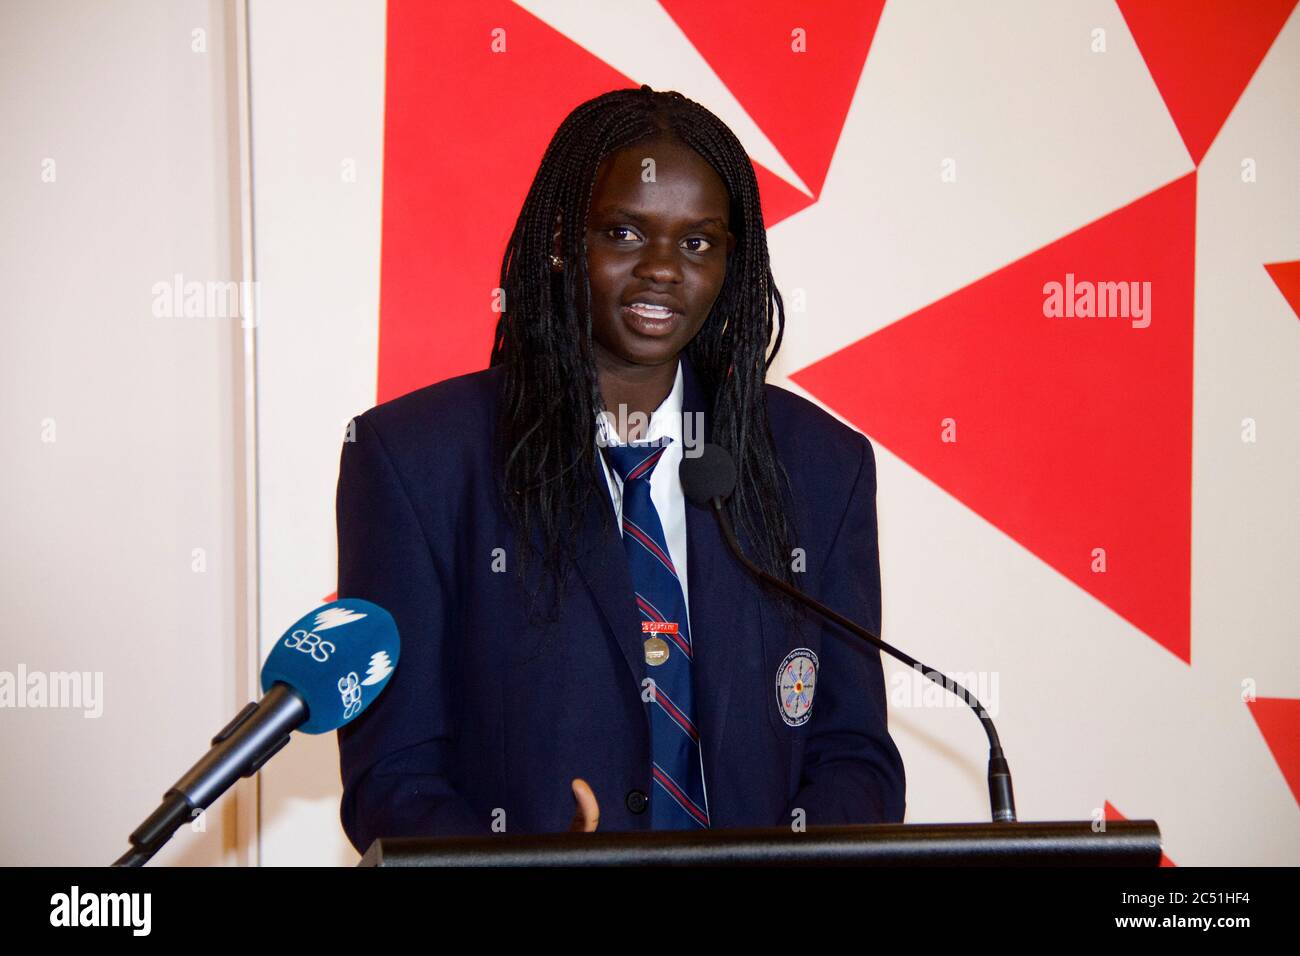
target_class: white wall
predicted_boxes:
[246,0,387,866]
[0,0,252,865]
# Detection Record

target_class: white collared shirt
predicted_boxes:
[595,359,690,630]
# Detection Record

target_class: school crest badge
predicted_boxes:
[776,648,818,727]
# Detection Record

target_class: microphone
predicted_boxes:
[112,598,400,866]
[680,443,1016,823]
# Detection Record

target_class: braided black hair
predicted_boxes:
[490,85,805,633]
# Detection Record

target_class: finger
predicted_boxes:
[572,778,598,831]
[570,777,600,832]
[568,778,591,832]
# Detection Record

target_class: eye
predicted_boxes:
[604,228,714,253]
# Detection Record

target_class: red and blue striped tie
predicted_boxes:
[602,438,711,829]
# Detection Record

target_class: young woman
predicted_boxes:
[335,86,904,852]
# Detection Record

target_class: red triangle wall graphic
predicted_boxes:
[792,174,1195,662]
[1246,697,1300,809]
[660,0,885,198]
[1117,0,1298,165]
[1264,260,1300,320]
[753,163,818,225]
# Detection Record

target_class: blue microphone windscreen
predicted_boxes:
[260,599,400,733]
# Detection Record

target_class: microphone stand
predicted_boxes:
[703,496,1017,823]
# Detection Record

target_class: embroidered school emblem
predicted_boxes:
[776,648,818,727]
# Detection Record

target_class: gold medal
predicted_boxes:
[643,636,670,666]
[641,621,678,667]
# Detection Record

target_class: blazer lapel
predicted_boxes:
[572,457,648,694]
[679,354,759,789]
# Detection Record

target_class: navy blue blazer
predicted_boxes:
[334,353,905,853]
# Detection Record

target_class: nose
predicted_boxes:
[632,239,684,284]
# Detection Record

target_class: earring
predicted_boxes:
[549,254,565,270]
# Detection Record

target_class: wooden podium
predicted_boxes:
[359,820,1161,866]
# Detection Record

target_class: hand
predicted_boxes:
[568,777,600,832]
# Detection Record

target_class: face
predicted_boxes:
[556,137,736,375]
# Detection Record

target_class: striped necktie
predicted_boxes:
[602,437,711,829]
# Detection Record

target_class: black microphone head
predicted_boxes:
[679,442,737,505]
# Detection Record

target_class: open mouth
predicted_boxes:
[622,302,680,336]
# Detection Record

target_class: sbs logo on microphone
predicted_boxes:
[338,672,363,720]
[283,629,335,662]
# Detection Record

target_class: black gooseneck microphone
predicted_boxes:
[680,442,1016,823]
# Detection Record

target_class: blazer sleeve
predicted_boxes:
[334,412,483,854]
[783,434,906,825]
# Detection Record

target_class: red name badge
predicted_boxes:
[641,621,679,635]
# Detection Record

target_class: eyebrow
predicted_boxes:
[597,206,726,231]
